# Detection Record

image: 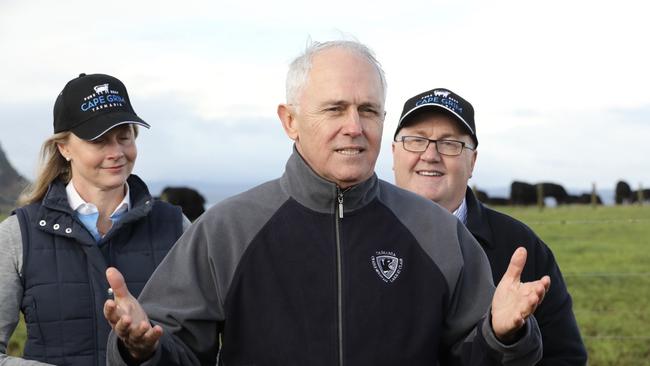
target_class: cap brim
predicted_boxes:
[398,104,475,137]
[70,111,150,140]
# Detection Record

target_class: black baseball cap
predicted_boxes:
[53,73,150,140]
[394,88,477,147]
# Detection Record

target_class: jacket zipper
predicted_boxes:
[335,187,344,366]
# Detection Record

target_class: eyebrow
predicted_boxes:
[319,100,382,109]
[403,130,459,140]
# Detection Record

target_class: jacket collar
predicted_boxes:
[464,186,495,249]
[281,146,379,215]
[36,174,154,245]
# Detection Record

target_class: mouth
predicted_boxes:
[335,147,364,156]
[103,164,125,171]
[416,170,443,177]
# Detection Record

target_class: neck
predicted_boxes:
[71,179,126,218]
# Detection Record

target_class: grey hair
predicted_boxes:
[285,40,387,105]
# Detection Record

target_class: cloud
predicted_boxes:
[2,0,650,193]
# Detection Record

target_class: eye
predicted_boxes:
[324,106,345,113]
[359,106,379,117]
[439,140,457,147]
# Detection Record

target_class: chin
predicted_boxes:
[416,188,443,203]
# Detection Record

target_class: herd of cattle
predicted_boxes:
[477,180,648,207]
[160,180,647,222]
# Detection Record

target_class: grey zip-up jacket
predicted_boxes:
[107,149,542,366]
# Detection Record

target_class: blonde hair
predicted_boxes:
[18,125,139,206]
[18,132,72,206]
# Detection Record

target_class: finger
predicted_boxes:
[535,276,551,305]
[126,320,151,344]
[503,247,527,283]
[106,267,132,300]
[541,275,551,291]
[141,324,164,345]
[103,299,121,326]
[126,324,163,361]
[114,315,133,338]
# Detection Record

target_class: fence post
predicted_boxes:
[639,183,645,206]
[537,184,544,211]
[591,182,598,208]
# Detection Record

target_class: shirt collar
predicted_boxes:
[452,197,468,225]
[65,181,131,218]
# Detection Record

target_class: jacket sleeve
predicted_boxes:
[107,215,226,366]
[442,221,543,365]
[0,216,55,366]
[532,239,587,366]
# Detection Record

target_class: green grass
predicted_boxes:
[7,315,26,357]
[496,204,650,365]
[6,206,650,364]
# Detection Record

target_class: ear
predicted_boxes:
[57,142,70,161]
[277,104,299,141]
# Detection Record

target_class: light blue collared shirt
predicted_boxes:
[452,197,468,225]
[66,181,130,242]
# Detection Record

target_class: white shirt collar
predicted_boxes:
[452,197,468,225]
[65,181,131,217]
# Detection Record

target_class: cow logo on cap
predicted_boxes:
[93,84,110,94]
[433,89,450,98]
[371,251,403,283]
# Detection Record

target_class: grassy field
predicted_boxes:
[497,204,650,365]
[5,205,650,364]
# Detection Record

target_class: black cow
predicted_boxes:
[510,181,537,205]
[486,197,510,206]
[615,180,633,204]
[537,182,570,205]
[569,193,602,205]
[631,189,650,203]
[473,188,509,206]
[475,189,489,203]
[160,186,206,222]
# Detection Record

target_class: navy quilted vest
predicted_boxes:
[15,175,183,366]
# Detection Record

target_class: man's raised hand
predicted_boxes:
[103,267,162,361]
[491,247,551,342]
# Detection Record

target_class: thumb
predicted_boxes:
[503,247,527,284]
[106,267,131,300]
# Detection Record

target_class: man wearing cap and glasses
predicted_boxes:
[392,88,588,365]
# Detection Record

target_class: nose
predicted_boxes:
[341,109,363,137]
[105,139,125,160]
[420,141,441,162]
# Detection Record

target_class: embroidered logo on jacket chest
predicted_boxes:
[371,251,403,283]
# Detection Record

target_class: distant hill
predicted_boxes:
[0,142,29,214]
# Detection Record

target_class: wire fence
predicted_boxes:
[564,272,650,277]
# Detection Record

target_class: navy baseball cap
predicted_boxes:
[53,73,149,140]
[394,88,477,147]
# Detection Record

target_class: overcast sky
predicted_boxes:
[2,0,649,195]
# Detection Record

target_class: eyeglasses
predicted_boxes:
[395,136,475,156]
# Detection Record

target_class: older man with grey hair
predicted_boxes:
[103,40,549,365]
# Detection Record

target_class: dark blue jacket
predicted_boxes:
[464,187,588,365]
[15,175,183,366]
[108,150,544,366]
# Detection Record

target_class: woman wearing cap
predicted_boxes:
[0,74,189,366]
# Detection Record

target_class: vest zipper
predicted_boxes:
[335,186,344,366]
